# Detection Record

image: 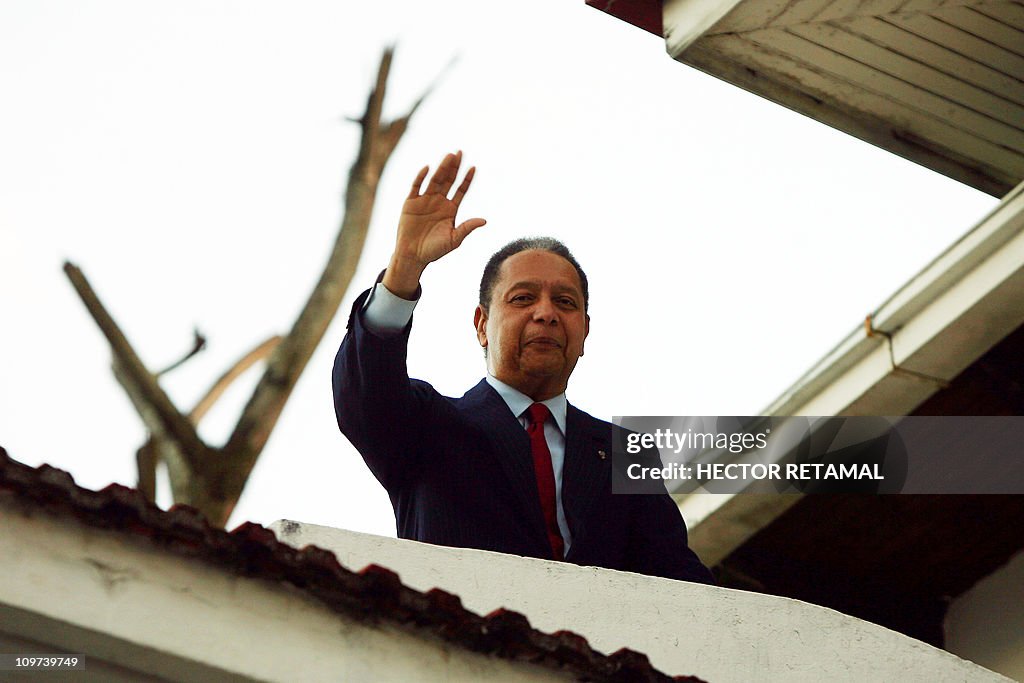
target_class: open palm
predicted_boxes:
[395,151,487,266]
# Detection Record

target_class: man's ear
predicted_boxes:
[582,314,590,356]
[474,305,488,348]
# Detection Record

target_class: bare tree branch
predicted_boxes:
[112,358,197,503]
[63,262,207,469]
[189,335,282,424]
[220,47,435,500]
[69,46,440,527]
[136,440,158,502]
[133,335,282,503]
[156,328,207,377]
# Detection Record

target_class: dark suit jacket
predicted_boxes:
[333,289,714,584]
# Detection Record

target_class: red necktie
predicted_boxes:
[526,403,564,561]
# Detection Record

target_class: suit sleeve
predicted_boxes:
[332,287,442,493]
[625,442,716,584]
[627,492,716,584]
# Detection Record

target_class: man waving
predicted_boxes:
[333,152,713,584]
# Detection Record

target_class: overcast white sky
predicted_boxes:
[0,1,997,535]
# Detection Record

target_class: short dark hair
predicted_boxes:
[479,237,589,312]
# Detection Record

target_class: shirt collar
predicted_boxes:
[485,374,567,436]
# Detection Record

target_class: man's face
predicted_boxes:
[474,249,590,401]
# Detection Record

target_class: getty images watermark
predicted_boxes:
[612,416,1024,494]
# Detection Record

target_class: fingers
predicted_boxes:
[408,166,429,199]
[451,166,475,208]
[424,151,461,196]
[411,152,475,204]
[453,217,487,247]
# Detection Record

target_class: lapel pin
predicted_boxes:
[597,450,607,460]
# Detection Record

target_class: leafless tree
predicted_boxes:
[65,48,432,527]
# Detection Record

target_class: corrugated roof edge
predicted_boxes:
[0,447,705,683]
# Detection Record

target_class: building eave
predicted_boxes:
[681,179,1024,564]
[591,0,1024,196]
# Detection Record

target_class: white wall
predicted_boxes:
[0,504,568,683]
[271,520,1013,683]
[946,550,1024,682]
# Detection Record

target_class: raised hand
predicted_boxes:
[384,152,486,299]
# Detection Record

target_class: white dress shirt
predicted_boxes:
[362,281,573,553]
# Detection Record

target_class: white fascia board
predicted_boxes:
[767,179,1024,417]
[663,0,746,55]
[680,182,1024,553]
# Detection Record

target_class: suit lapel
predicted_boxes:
[562,404,611,557]
[458,380,549,551]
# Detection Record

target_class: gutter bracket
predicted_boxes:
[864,315,951,390]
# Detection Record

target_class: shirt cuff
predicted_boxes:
[362,281,418,337]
